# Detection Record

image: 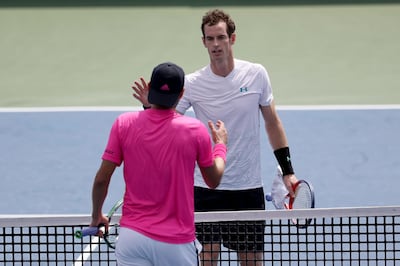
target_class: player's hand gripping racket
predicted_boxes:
[286,179,315,228]
[75,199,123,249]
[266,166,315,228]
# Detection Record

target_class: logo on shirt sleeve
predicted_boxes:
[105,149,114,155]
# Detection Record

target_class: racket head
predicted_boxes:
[103,198,123,249]
[286,180,315,228]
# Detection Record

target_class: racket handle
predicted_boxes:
[75,226,99,239]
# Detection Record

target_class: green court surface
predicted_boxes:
[1,3,399,107]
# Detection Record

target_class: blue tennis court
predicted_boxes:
[1,106,399,214]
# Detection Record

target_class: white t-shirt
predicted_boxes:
[176,59,274,190]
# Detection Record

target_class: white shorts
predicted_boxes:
[115,227,201,266]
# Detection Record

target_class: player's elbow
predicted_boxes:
[200,163,225,189]
[205,178,221,189]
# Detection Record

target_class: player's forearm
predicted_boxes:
[265,116,296,177]
[90,160,116,219]
[266,119,289,150]
[200,158,225,189]
[91,177,109,219]
[260,103,288,150]
[201,143,227,188]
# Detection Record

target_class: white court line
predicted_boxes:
[73,236,100,266]
[0,105,400,113]
[0,106,141,113]
[277,104,400,111]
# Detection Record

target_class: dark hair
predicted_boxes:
[201,9,236,37]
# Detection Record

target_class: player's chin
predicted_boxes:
[210,53,225,62]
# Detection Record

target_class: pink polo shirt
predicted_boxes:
[102,109,213,244]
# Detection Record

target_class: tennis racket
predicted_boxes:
[266,168,315,228]
[285,180,315,228]
[75,198,123,249]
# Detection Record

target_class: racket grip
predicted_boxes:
[75,226,99,239]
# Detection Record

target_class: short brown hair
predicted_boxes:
[201,9,236,37]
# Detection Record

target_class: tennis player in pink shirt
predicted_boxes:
[89,62,228,266]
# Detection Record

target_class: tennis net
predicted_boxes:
[0,206,399,265]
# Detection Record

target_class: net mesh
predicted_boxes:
[0,225,116,265]
[1,206,399,265]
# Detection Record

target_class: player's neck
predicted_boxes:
[210,56,234,77]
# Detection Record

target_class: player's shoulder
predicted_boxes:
[175,114,209,133]
[118,111,139,120]
[235,59,270,81]
[186,65,209,81]
[235,58,266,71]
[110,111,140,133]
[176,113,201,124]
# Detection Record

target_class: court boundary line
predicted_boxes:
[1,104,400,113]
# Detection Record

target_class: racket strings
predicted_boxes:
[104,199,123,249]
[293,184,313,209]
[291,183,314,228]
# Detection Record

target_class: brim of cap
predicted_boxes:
[148,89,180,108]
